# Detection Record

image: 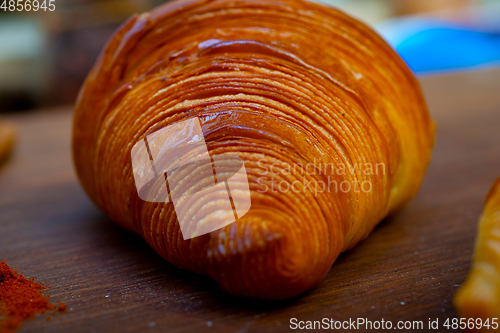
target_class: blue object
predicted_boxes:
[377,18,500,73]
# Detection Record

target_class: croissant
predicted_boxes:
[72,0,435,299]
[455,177,500,325]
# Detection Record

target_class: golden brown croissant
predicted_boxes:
[72,0,435,299]
[455,177,500,327]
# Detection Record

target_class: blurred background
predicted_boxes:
[0,0,499,113]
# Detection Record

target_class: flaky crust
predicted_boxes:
[72,0,435,299]
[455,178,500,325]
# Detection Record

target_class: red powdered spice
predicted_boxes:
[0,261,65,333]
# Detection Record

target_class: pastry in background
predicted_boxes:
[455,177,500,327]
[0,118,16,163]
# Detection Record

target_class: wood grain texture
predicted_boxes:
[1,67,500,332]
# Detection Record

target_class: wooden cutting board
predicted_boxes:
[1,67,500,333]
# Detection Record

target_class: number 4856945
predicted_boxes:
[1,0,56,11]
[444,318,498,330]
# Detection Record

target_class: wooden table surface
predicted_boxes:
[1,67,500,333]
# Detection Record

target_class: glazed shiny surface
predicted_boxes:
[455,177,500,325]
[72,0,435,299]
